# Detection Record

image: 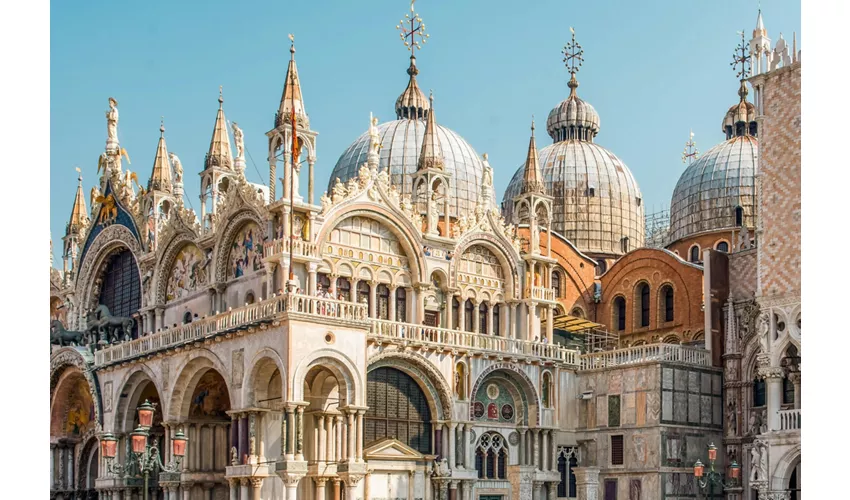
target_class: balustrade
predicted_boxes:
[778,408,801,431]
[579,343,710,370]
[264,237,318,259]
[529,285,556,302]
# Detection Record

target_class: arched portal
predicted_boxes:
[50,366,96,496]
[96,248,141,338]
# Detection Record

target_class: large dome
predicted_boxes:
[503,140,645,256]
[329,119,485,218]
[668,135,758,243]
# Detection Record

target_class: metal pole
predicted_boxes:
[144,467,149,500]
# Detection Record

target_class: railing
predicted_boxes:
[579,343,711,370]
[529,286,556,302]
[779,409,801,431]
[264,238,318,259]
[93,293,368,366]
[368,319,580,365]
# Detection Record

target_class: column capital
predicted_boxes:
[787,371,801,384]
[759,366,785,380]
[251,477,263,488]
[314,477,330,487]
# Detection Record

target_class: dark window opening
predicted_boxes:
[735,206,744,227]
[716,241,729,253]
[615,297,626,332]
[337,278,351,301]
[479,303,489,333]
[596,259,607,275]
[396,287,407,322]
[611,435,624,466]
[493,305,501,336]
[377,284,390,320]
[452,297,460,329]
[690,246,701,263]
[182,311,193,324]
[552,271,562,298]
[783,376,795,405]
[663,286,674,322]
[464,300,474,332]
[753,378,767,407]
[639,284,650,327]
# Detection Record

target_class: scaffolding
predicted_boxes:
[645,207,670,249]
[549,314,620,353]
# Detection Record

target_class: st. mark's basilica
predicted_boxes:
[49,6,801,500]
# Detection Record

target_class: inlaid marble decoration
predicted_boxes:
[608,395,621,427]
[166,244,208,301]
[228,222,264,279]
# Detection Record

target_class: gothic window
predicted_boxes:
[357,281,371,313]
[783,377,795,405]
[557,449,578,498]
[365,367,432,454]
[479,302,489,334]
[337,278,351,301]
[662,285,674,322]
[753,378,766,407]
[465,300,474,332]
[98,249,141,338]
[245,292,255,305]
[475,433,508,480]
[638,283,650,328]
[552,271,562,298]
[614,297,626,332]
[396,287,407,322]
[377,284,390,320]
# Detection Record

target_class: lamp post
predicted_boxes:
[100,400,188,500]
[692,443,740,498]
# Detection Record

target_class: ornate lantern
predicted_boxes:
[137,400,155,428]
[172,429,188,458]
[693,459,705,478]
[729,461,741,480]
[100,433,118,459]
[130,426,148,455]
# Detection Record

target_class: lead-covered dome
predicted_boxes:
[502,46,644,256]
[668,82,759,244]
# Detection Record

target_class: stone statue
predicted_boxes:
[332,178,347,203]
[482,165,493,188]
[50,320,85,347]
[757,313,770,352]
[169,153,183,184]
[231,122,245,160]
[230,446,239,466]
[320,192,332,214]
[369,113,381,155]
[726,399,737,436]
[90,186,102,209]
[106,97,119,144]
[749,441,767,482]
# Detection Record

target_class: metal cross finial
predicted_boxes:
[731,31,751,80]
[562,27,584,75]
[397,1,429,56]
[682,129,699,165]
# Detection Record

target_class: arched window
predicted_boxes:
[317,274,331,294]
[735,206,744,227]
[614,297,626,332]
[98,249,141,339]
[552,271,562,298]
[396,287,407,322]
[783,376,795,405]
[662,285,674,322]
[475,433,508,480]
[753,378,766,407]
[493,305,501,336]
[479,302,489,334]
[542,372,552,408]
[455,362,466,400]
[182,311,193,324]
[465,300,474,332]
[638,283,650,328]
[452,297,460,329]
[596,259,607,275]
[689,245,701,263]
[557,452,578,498]
[365,367,432,454]
[621,237,630,253]
[716,241,729,253]
[377,284,390,320]
[337,278,351,301]
[245,292,255,305]
[357,281,370,311]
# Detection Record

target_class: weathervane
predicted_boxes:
[397,0,429,57]
[731,31,751,81]
[682,130,699,165]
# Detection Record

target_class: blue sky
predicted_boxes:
[50,0,800,263]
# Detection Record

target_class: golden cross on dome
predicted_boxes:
[397,0,429,56]
[562,27,584,76]
[682,130,699,165]
[731,31,751,80]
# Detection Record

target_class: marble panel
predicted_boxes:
[622,393,636,426]
[713,396,722,425]
[609,371,623,395]
[662,368,674,390]
[688,371,699,393]
[674,369,686,391]
[636,392,647,426]
[597,395,608,428]
[701,372,711,394]
[700,395,712,425]
[673,392,687,422]
[712,373,722,395]
[688,394,700,423]
[624,368,636,393]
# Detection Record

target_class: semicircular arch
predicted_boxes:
[167,349,233,421]
[469,365,540,426]
[367,351,452,420]
[291,348,362,407]
[213,209,267,284]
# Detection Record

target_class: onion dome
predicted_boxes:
[668,83,759,244]
[330,58,485,218]
[503,30,644,256]
[545,75,601,142]
[395,56,431,120]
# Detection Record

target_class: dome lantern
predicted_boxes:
[546,28,601,143]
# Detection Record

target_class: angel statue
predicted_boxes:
[106,97,119,143]
[231,122,245,160]
[90,186,102,209]
[169,152,183,184]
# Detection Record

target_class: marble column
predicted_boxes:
[251,478,263,500]
[449,481,458,500]
[285,406,295,459]
[762,367,784,431]
[389,286,398,322]
[308,267,318,296]
[329,274,338,297]
[458,299,466,332]
[518,429,526,465]
[240,478,250,500]
[335,414,344,461]
[315,477,328,500]
[510,303,518,339]
[462,424,472,468]
[346,410,356,461]
[487,303,494,335]
[448,422,457,469]
[572,467,600,500]
[541,430,549,471]
[228,479,238,500]
[318,413,327,462]
[472,300,480,334]
[326,414,335,463]
[356,410,365,461]
[789,372,801,409]
[181,483,193,500]
[547,306,555,343]
[369,281,378,318]
[532,429,540,470]
[295,406,305,461]
[332,480,341,500]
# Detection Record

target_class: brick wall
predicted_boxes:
[753,63,802,299]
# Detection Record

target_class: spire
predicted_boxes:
[792,31,798,63]
[277,35,308,128]
[148,117,173,192]
[68,169,87,230]
[521,119,546,194]
[417,91,444,171]
[753,8,767,38]
[205,87,233,171]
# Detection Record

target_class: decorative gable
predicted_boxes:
[364,438,426,462]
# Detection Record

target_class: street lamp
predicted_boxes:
[693,443,740,495]
[100,400,188,500]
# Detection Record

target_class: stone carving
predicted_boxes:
[749,440,767,482]
[50,319,86,347]
[169,153,183,185]
[233,349,245,389]
[106,97,119,145]
[432,457,450,477]
[368,113,381,155]
[103,381,113,413]
[86,304,134,344]
[231,446,239,466]
[757,312,770,353]
[508,431,519,446]
[726,399,737,436]
[232,122,245,160]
